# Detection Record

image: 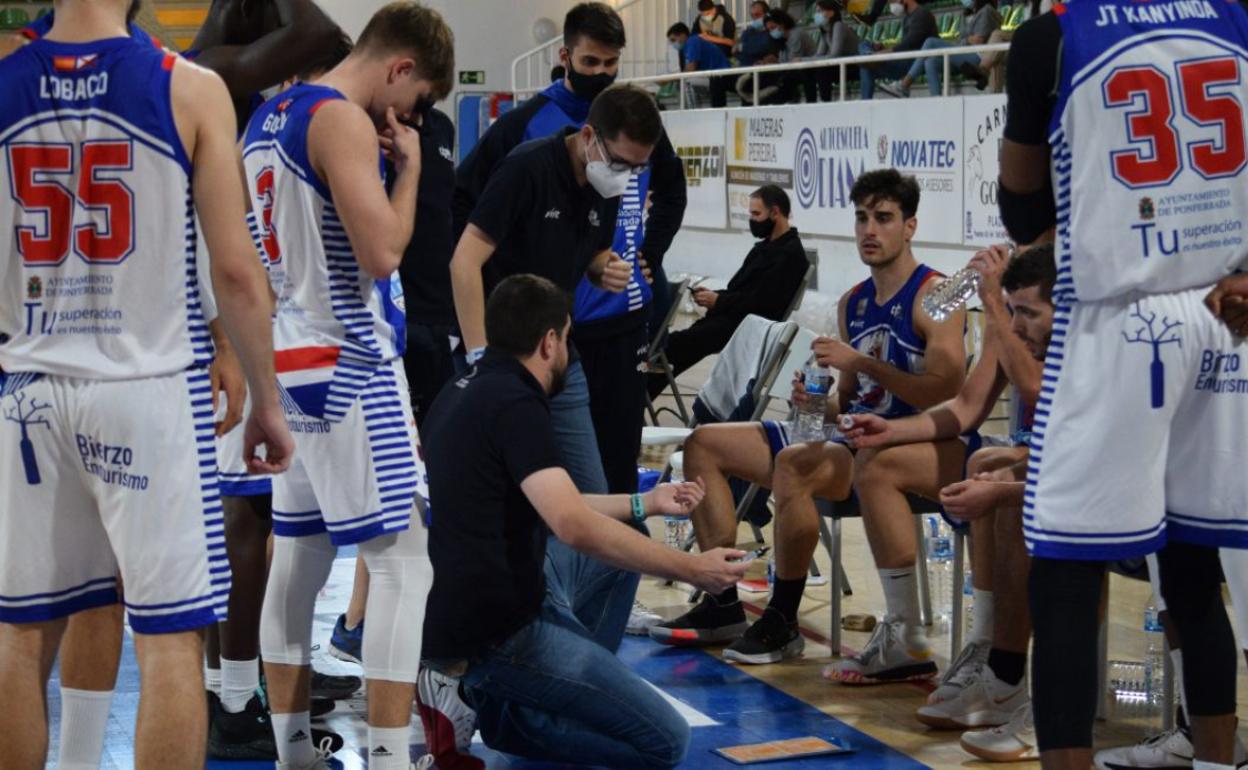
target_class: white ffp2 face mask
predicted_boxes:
[889,2,905,15]
[584,136,632,198]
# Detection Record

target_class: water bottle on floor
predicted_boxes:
[1143,602,1165,707]
[793,356,830,442]
[925,516,953,632]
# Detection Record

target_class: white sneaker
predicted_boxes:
[960,703,1038,762]
[821,616,937,685]
[416,667,483,770]
[1094,727,1194,769]
[917,664,1027,729]
[626,600,662,635]
[927,639,990,705]
[878,79,911,98]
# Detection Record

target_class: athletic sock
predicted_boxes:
[970,588,994,643]
[272,711,315,767]
[1192,762,1235,770]
[204,662,222,697]
[987,647,1027,687]
[220,657,260,714]
[879,567,924,644]
[714,585,739,606]
[368,724,411,769]
[769,577,807,624]
[57,687,113,770]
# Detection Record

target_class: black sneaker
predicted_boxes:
[311,669,361,701]
[648,594,748,646]
[958,61,989,91]
[207,694,278,760]
[310,696,335,719]
[722,607,804,665]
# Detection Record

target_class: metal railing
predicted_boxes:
[517,40,1010,107]
[510,0,756,96]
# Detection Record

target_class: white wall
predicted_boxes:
[317,0,578,106]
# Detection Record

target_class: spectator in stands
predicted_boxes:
[961,0,1050,91]
[646,185,808,399]
[416,274,749,769]
[857,0,937,99]
[809,0,862,102]
[890,0,1001,96]
[550,64,566,82]
[650,171,967,667]
[739,8,814,104]
[668,21,735,107]
[691,0,737,59]
[736,1,777,67]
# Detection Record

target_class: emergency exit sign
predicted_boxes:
[459,71,486,85]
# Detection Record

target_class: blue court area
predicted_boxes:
[44,557,928,769]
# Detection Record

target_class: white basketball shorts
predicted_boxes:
[216,389,272,498]
[272,358,427,546]
[0,369,228,632]
[1025,285,1248,560]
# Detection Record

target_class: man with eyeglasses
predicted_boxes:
[449,84,661,490]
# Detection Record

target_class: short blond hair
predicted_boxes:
[356,2,455,99]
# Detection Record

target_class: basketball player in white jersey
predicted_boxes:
[0,0,291,767]
[1000,4,1248,768]
[241,4,453,768]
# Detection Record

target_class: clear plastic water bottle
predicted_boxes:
[664,456,690,549]
[925,515,953,632]
[793,356,830,442]
[1143,602,1165,706]
[922,268,982,322]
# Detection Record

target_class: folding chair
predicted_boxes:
[644,278,692,426]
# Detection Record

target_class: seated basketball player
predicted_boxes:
[845,244,1056,759]
[650,169,969,671]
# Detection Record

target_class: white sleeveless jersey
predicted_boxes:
[0,37,208,379]
[1050,0,1248,301]
[241,84,405,422]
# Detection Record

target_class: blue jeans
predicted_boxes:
[453,355,608,494]
[904,37,981,95]
[859,40,914,99]
[461,534,687,768]
[551,358,609,494]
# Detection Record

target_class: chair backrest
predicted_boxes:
[648,278,690,359]
[781,263,816,323]
[746,322,800,421]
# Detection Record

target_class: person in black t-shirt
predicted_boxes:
[416,275,748,769]
[647,185,809,399]
[398,104,457,428]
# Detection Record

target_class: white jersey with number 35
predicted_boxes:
[1051,0,1248,302]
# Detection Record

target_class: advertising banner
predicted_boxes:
[662,110,728,229]
[869,99,964,244]
[962,94,1010,246]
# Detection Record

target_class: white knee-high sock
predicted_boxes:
[57,687,113,770]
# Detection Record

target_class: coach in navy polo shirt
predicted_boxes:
[449,84,663,495]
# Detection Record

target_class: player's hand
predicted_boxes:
[812,335,860,373]
[938,474,1003,522]
[685,547,750,595]
[1204,273,1248,337]
[638,254,654,285]
[209,344,246,438]
[380,106,421,175]
[841,413,892,448]
[600,252,632,292]
[647,477,707,517]
[243,401,295,475]
[691,286,718,309]
[789,369,809,406]
[970,243,1011,304]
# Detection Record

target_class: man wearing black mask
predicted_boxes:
[647,185,809,398]
[454,5,686,519]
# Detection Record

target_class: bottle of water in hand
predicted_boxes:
[922,268,982,322]
[794,356,830,442]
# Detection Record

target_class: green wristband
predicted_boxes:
[630,493,646,524]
